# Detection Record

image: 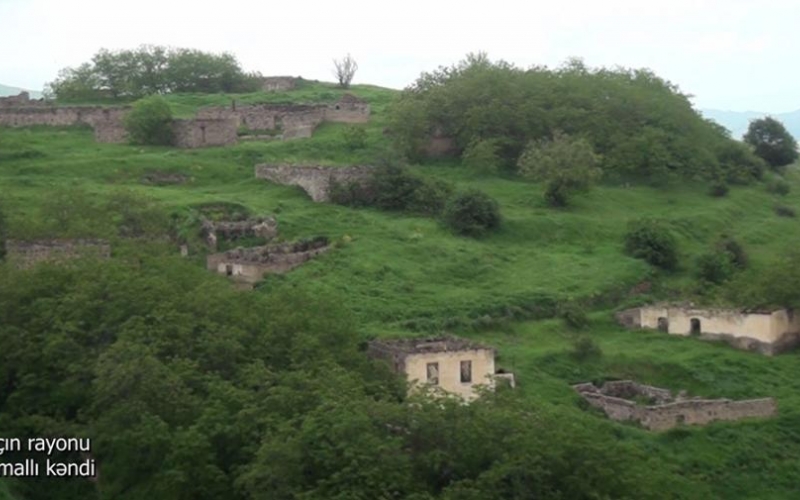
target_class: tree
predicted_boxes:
[743,116,799,168]
[623,218,679,271]
[333,53,358,89]
[517,131,602,206]
[124,95,175,146]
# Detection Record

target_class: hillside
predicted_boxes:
[0,83,41,98]
[701,108,800,140]
[2,77,800,499]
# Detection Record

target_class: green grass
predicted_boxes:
[3,84,800,498]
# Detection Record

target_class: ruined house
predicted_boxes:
[5,239,111,269]
[206,237,330,285]
[574,380,776,431]
[616,304,800,355]
[261,76,298,92]
[367,336,513,400]
[254,164,374,202]
[324,93,370,123]
[201,216,278,250]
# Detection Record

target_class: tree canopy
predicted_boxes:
[46,45,263,101]
[743,116,799,169]
[391,53,764,186]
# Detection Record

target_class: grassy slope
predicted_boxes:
[2,81,800,498]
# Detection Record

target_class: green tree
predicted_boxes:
[743,117,799,168]
[124,96,175,146]
[623,218,679,270]
[517,131,602,206]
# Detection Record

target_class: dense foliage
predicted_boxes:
[744,117,799,169]
[0,258,686,500]
[391,54,764,186]
[124,96,175,146]
[47,45,262,100]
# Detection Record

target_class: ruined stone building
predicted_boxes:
[206,237,330,285]
[367,336,513,400]
[260,76,298,92]
[201,216,278,250]
[574,380,776,431]
[254,164,374,202]
[5,240,111,269]
[616,304,800,355]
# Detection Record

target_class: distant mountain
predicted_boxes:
[0,83,42,98]
[700,108,800,140]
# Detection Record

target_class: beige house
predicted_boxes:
[616,304,800,355]
[368,336,512,400]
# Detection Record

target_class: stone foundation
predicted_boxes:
[5,239,111,269]
[206,237,330,284]
[574,380,776,431]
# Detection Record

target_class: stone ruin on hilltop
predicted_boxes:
[574,380,776,431]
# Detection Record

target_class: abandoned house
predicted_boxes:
[206,237,330,285]
[616,304,800,355]
[574,380,776,431]
[367,336,514,400]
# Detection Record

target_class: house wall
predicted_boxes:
[404,348,495,400]
[172,118,238,148]
[261,77,297,92]
[324,102,370,124]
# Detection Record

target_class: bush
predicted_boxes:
[775,205,796,218]
[623,219,679,270]
[715,235,748,269]
[558,302,589,329]
[443,189,502,237]
[407,179,452,216]
[462,138,501,174]
[342,126,367,150]
[329,179,376,207]
[372,165,425,211]
[124,95,174,146]
[695,252,735,285]
[708,182,729,197]
[766,179,791,196]
[571,336,602,361]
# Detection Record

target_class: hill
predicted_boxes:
[0,83,42,98]
[701,108,800,140]
[2,77,800,499]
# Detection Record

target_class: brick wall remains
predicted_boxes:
[254,164,374,202]
[261,77,298,92]
[206,237,330,283]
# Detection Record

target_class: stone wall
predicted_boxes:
[5,239,111,269]
[255,164,374,202]
[172,118,238,149]
[0,92,44,107]
[206,237,330,284]
[324,94,370,124]
[261,77,298,92]
[201,217,278,250]
[574,381,776,431]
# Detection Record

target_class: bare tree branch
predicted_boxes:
[333,54,358,89]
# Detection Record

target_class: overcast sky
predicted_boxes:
[0,0,797,112]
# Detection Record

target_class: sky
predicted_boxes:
[0,0,798,112]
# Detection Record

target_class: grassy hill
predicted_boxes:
[2,81,800,498]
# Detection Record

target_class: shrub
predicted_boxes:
[407,179,452,216]
[775,205,796,218]
[766,179,791,196]
[558,302,589,329]
[571,336,602,361]
[443,189,502,237]
[715,235,748,269]
[623,219,679,270]
[124,95,174,146]
[708,182,729,197]
[462,138,501,174]
[695,252,735,285]
[342,126,367,150]
[329,179,376,207]
[371,165,425,211]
